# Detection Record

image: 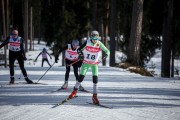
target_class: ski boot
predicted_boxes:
[69,88,77,99]
[92,94,99,105]
[25,77,33,84]
[61,81,68,89]
[78,84,84,91]
[9,77,15,84]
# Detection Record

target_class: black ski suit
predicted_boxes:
[0,36,28,78]
[55,44,82,81]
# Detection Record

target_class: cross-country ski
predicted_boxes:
[86,102,113,109]
[52,96,78,108]
[48,88,69,93]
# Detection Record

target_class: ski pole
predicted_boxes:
[36,62,55,83]
[67,59,80,67]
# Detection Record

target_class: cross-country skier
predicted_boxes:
[68,30,110,104]
[0,28,33,84]
[34,48,52,67]
[55,39,84,90]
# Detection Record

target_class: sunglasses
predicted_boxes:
[12,34,17,36]
[91,34,98,37]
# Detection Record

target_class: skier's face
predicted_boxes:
[73,45,77,49]
[12,30,18,38]
[91,34,99,44]
[92,40,98,44]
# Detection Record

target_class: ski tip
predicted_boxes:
[53,96,78,108]
[78,89,91,93]
[60,88,68,90]
[33,82,48,85]
[52,104,58,108]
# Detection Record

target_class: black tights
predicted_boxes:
[42,58,51,67]
[65,59,79,81]
[78,75,98,83]
[9,51,27,77]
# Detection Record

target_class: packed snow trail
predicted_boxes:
[0,66,180,120]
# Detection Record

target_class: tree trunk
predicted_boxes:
[86,1,90,38]
[29,6,33,51]
[127,0,144,66]
[62,0,65,66]
[110,0,116,66]
[161,0,173,77]
[2,0,7,68]
[6,0,9,36]
[24,0,28,52]
[92,0,97,30]
[102,0,109,66]
[100,17,105,65]
[38,10,41,44]
[171,51,174,77]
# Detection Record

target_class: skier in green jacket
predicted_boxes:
[68,30,110,104]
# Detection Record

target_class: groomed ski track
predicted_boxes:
[0,66,180,120]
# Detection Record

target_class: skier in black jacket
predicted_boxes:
[0,28,33,84]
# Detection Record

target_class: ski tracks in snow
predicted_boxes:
[0,66,180,120]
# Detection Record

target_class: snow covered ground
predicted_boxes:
[1,66,180,120]
[0,40,180,120]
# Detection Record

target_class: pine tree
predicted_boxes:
[161,0,173,77]
[127,0,144,66]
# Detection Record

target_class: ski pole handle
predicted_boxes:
[67,59,80,67]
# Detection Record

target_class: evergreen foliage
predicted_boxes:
[1,0,180,75]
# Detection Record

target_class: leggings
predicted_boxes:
[42,58,51,67]
[65,59,79,81]
[9,51,27,77]
[78,63,98,83]
[75,63,98,93]
[80,63,98,76]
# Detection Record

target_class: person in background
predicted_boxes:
[55,39,84,90]
[68,30,110,105]
[0,27,33,84]
[34,48,52,67]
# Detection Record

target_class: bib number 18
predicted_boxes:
[86,54,96,60]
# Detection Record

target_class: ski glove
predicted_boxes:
[77,49,84,60]
[104,54,108,58]
[78,53,84,60]
[23,56,27,61]
[78,55,84,60]
[22,53,27,61]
